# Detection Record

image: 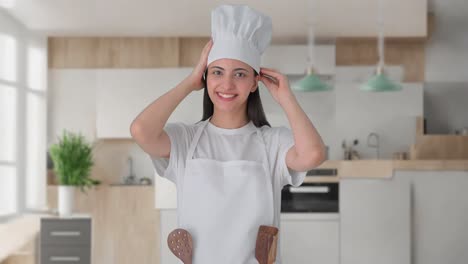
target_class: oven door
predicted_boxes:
[281,182,339,213]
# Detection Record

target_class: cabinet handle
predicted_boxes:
[50,231,81,237]
[50,256,80,262]
[290,186,329,193]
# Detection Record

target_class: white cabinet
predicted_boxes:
[96,68,203,138]
[280,213,339,264]
[395,170,468,264]
[340,177,411,264]
[159,210,180,264]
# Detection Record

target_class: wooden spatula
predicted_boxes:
[167,228,193,264]
[255,225,279,264]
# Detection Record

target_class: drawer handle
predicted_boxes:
[50,256,80,262]
[50,231,81,237]
[290,186,329,193]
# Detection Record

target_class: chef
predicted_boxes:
[130,4,326,264]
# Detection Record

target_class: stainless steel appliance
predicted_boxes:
[281,169,339,213]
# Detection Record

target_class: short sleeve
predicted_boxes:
[276,127,308,187]
[150,122,196,185]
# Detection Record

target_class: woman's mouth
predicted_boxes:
[216,92,238,101]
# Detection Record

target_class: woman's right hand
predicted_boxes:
[185,39,213,92]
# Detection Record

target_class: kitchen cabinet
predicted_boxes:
[96,68,203,138]
[340,177,411,264]
[40,216,92,264]
[395,170,468,264]
[159,210,179,264]
[280,213,339,264]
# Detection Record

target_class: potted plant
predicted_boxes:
[49,130,101,217]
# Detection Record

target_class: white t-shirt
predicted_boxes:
[150,119,308,263]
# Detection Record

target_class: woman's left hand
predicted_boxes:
[259,67,295,106]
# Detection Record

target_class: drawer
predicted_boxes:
[41,219,91,246]
[41,245,90,264]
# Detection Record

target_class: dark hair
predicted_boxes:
[200,68,271,128]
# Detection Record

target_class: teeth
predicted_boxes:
[217,92,236,98]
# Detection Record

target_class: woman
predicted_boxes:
[130,5,326,264]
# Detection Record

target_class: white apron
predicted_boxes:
[178,118,275,264]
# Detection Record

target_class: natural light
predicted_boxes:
[27,45,46,91]
[0,0,15,9]
[0,166,17,216]
[26,92,47,209]
[0,33,16,82]
[0,85,16,162]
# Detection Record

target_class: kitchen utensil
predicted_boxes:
[167,228,193,264]
[167,225,278,264]
[367,132,380,159]
[462,127,468,135]
[139,177,152,185]
[255,225,279,264]
[392,152,408,160]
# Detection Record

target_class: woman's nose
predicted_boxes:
[222,77,236,89]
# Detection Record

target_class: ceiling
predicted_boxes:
[2,0,427,39]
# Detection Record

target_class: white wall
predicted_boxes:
[47,70,97,144]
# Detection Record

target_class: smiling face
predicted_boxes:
[206,58,260,113]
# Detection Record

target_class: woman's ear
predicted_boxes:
[251,74,260,92]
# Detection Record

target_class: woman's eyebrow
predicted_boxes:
[209,66,248,72]
[210,66,225,70]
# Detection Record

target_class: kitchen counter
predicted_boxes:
[304,159,468,182]
[46,185,159,264]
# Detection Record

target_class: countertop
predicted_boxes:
[304,159,468,182]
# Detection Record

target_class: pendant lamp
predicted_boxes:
[292,0,332,92]
[360,0,402,92]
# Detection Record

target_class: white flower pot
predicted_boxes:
[58,185,75,217]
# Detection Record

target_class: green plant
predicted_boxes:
[49,130,101,193]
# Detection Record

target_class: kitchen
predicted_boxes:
[1,0,468,264]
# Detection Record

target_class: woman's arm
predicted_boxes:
[130,39,213,158]
[130,79,194,158]
[259,67,327,171]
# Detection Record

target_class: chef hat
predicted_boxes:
[207,4,272,74]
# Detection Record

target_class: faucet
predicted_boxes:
[367,132,380,159]
[124,156,136,184]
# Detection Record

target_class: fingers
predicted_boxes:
[196,39,213,72]
[259,74,278,86]
[202,39,213,55]
[200,39,213,61]
[260,67,285,80]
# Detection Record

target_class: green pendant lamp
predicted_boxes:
[361,65,402,92]
[293,67,332,92]
[293,0,332,92]
[360,0,402,92]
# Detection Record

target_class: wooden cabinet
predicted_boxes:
[96,68,203,138]
[280,214,339,264]
[46,186,159,264]
[340,177,411,264]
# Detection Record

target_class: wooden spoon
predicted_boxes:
[167,228,193,264]
[255,225,279,264]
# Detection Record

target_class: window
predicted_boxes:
[0,14,47,221]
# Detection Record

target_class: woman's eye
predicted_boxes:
[212,70,221,75]
[235,72,246,77]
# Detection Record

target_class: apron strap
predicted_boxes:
[186,118,211,160]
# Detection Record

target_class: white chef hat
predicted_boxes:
[207,4,272,74]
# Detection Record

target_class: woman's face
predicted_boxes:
[206,58,259,113]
